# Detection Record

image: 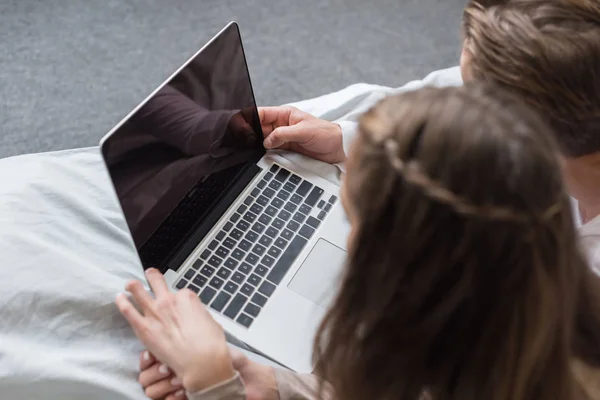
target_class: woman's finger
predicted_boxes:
[139,362,172,388]
[145,268,170,298]
[125,280,154,311]
[165,388,187,400]
[139,350,155,371]
[115,293,146,331]
[144,375,184,399]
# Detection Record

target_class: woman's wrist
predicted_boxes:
[181,345,236,393]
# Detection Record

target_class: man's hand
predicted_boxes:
[137,348,279,400]
[116,269,235,394]
[258,106,346,164]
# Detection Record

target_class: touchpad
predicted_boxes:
[288,239,347,309]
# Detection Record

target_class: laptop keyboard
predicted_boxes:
[175,163,338,328]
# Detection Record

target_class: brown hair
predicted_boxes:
[462,0,600,157]
[312,84,600,400]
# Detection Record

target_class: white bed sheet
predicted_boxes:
[0,67,462,399]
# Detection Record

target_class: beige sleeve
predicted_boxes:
[274,368,332,400]
[186,372,246,400]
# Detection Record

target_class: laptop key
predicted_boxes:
[216,230,226,240]
[268,247,282,258]
[258,281,276,297]
[252,244,266,256]
[275,237,288,249]
[299,224,316,239]
[237,205,248,214]
[246,253,259,265]
[263,187,276,198]
[299,204,312,215]
[236,220,250,232]
[243,212,257,223]
[252,293,268,307]
[251,188,260,197]
[231,272,245,284]
[269,164,279,173]
[211,292,231,312]
[251,222,266,234]
[208,256,222,268]
[261,255,275,267]
[276,190,291,201]
[244,303,261,318]
[217,267,232,280]
[324,203,332,212]
[296,181,313,196]
[192,259,203,270]
[257,180,267,189]
[289,174,301,184]
[223,238,236,249]
[305,186,324,206]
[208,240,218,250]
[271,198,284,208]
[272,218,285,230]
[200,287,217,304]
[238,239,252,251]
[187,284,200,293]
[232,249,245,261]
[258,214,272,225]
[329,195,337,203]
[236,313,254,328]
[268,181,281,191]
[184,269,195,280]
[256,195,269,206]
[230,213,241,223]
[210,277,224,289]
[290,194,303,205]
[230,229,243,240]
[200,250,211,260]
[267,236,308,284]
[278,210,291,221]
[245,231,259,242]
[292,212,306,224]
[254,265,268,277]
[223,222,233,232]
[281,229,294,240]
[259,236,273,247]
[275,168,291,182]
[200,265,216,277]
[287,220,300,232]
[284,202,297,213]
[224,294,248,319]
[318,211,326,220]
[283,182,296,193]
[306,216,320,229]
[265,206,277,217]
[265,227,278,238]
[318,200,325,209]
[224,281,239,295]
[241,283,254,296]
[247,274,261,286]
[250,204,263,215]
[224,258,238,269]
[215,246,229,259]
[193,275,207,287]
[243,196,253,206]
[176,279,188,289]
[264,172,274,181]
[238,263,252,275]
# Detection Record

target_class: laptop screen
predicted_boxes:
[101,23,265,271]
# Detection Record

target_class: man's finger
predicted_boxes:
[165,389,187,400]
[140,350,155,370]
[264,125,311,149]
[145,268,170,298]
[125,280,154,311]
[257,106,295,135]
[145,376,183,400]
[139,362,172,387]
[116,292,146,331]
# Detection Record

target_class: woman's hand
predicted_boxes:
[116,268,235,393]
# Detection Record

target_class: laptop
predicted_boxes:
[99,22,350,373]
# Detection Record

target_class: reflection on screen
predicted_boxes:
[102,24,265,270]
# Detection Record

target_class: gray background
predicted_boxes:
[0,0,466,159]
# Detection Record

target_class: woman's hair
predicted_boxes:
[312,84,600,400]
[462,0,600,157]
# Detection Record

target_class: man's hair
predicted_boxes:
[463,0,600,157]
[312,84,600,400]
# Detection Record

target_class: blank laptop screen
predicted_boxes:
[101,24,265,270]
